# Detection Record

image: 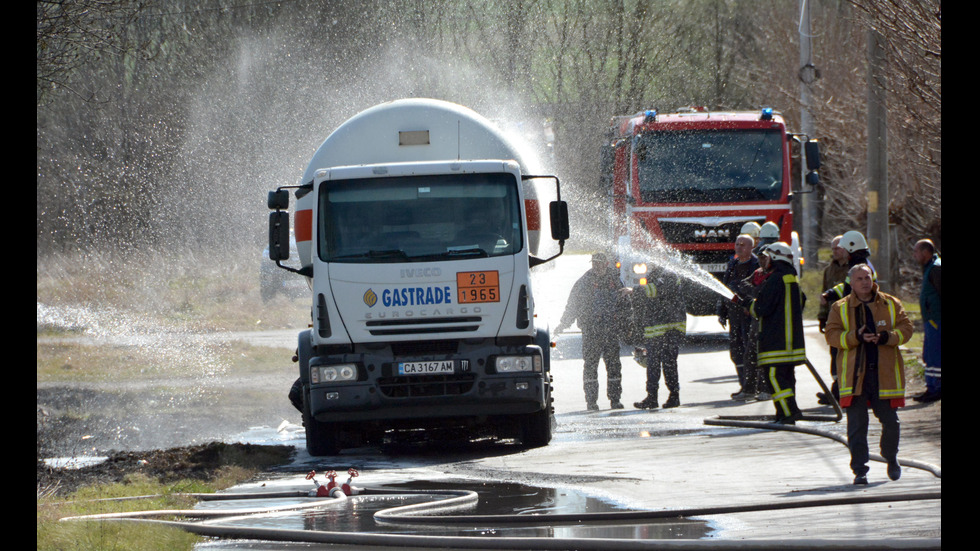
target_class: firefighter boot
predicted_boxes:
[663,393,680,409]
[634,394,659,410]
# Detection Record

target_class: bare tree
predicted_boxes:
[37,0,146,105]
[849,0,941,253]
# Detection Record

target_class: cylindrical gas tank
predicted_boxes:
[293,99,542,271]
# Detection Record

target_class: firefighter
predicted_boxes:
[816,235,849,405]
[718,234,760,400]
[736,242,806,424]
[740,221,761,243]
[738,245,775,401]
[757,222,780,250]
[630,264,686,409]
[821,230,876,306]
[555,253,625,410]
[825,263,913,484]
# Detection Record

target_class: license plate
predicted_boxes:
[701,263,727,273]
[397,360,455,375]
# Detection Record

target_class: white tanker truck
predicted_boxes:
[267,99,569,455]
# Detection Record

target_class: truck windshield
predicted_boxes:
[634,129,784,203]
[318,173,523,263]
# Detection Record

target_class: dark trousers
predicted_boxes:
[729,308,753,391]
[769,364,801,420]
[923,320,941,393]
[582,329,622,404]
[644,333,680,398]
[829,347,840,399]
[846,368,900,476]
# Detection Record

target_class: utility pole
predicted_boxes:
[866,29,891,290]
[798,0,819,271]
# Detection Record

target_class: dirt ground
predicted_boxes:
[36,442,295,496]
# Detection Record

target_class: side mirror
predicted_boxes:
[268,189,289,210]
[268,211,290,261]
[549,201,570,241]
[805,140,821,171]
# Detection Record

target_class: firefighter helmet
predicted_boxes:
[740,222,761,239]
[766,242,794,265]
[759,222,780,241]
[840,230,869,253]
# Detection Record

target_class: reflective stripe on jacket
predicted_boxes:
[749,263,805,367]
[639,272,686,339]
[825,285,913,407]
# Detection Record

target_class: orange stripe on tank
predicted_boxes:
[295,209,312,242]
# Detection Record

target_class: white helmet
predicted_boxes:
[740,222,761,239]
[766,242,794,265]
[840,230,869,253]
[760,222,780,240]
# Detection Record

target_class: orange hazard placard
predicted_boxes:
[456,271,500,304]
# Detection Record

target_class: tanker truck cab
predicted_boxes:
[313,160,531,344]
[268,99,567,455]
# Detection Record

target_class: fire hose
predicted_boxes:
[60,468,940,549]
[704,358,941,480]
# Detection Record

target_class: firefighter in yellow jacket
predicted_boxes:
[736,242,806,424]
[824,264,913,484]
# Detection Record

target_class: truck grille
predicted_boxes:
[377,374,476,398]
[365,317,481,336]
[658,219,760,245]
[391,341,459,356]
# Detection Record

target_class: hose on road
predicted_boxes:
[704,415,942,479]
[60,483,940,550]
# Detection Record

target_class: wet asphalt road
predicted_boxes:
[220,314,940,546]
[41,254,940,546]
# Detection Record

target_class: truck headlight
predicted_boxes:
[310,363,358,384]
[495,355,540,373]
[632,262,648,275]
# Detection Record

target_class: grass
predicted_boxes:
[37,338,290,384]
[37,452,288,551]
[37,248,308,333]
[37,474,202,551]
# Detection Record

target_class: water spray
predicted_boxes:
[617,217,735,301]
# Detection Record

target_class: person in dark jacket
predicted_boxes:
[821,230,876,306]
[630,265,687,409]
[738,246,775,401]
[817,235,849,405]
[912,239,941,402]
[555,253,625,410]
[738,242,806,424]
[718,234,760,400]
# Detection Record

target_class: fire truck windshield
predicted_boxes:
[634,129,784,203]
[317,173,523,263]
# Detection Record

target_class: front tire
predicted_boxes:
[520,408,553,448]
[302,390,340,456]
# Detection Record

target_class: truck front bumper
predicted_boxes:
[307,342,549,423]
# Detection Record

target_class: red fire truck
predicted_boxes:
[600,107,819,315]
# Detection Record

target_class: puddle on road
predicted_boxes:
[206,479,710,541]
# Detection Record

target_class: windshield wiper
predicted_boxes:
[333,249,409,261]
[442,247,490,258]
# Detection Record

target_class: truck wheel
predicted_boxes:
[302,391,340,456]
[520,409,553,448]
